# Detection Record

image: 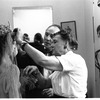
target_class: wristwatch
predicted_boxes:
[21,41,28,50]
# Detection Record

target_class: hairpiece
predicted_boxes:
[0,25,12,36]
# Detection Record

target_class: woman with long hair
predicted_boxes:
[0,25,21,98]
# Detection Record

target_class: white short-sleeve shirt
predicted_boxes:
[49,51,88,98]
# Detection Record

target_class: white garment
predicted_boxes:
[0,64,21,98]
[49,51,88,98]
[43,54,52,78]
[43,68,52,78]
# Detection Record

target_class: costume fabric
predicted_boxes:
[0,64,21,98]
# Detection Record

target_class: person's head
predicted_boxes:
[44,24,62,52]
[0,25,13,64]
[97,25,100,38]
[51,29,78,56]
[34,33,43,44]
[23,33,30,42]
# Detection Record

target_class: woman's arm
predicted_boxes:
[15,27,63,71]
[23,43,62,71]
[16,33,62,71]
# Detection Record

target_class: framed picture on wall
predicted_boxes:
[61,21,77,41]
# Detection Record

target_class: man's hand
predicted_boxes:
[23,66,52,89]
[23,65,39,75]
[42,88,54,97]
[23,66,45,89]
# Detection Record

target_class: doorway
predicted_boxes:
[12,6,53,42]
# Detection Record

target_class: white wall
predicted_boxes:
[0,0,95,97]
[0,0,86,57]
[84,0,96,97]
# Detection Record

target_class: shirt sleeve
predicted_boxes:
[7,65,21,98]
[56,54,74,71]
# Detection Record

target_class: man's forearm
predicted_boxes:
[44,78,52,89]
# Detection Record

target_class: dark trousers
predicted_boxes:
[51,94,65,98]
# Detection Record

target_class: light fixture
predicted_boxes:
[98,0,100,7]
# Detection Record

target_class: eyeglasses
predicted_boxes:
[53,30,67,37]
[45,30,68,39]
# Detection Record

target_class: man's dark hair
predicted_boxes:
[34,33,43,43]
[24,33,28,37]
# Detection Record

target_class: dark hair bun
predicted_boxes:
[69,37,78,50]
